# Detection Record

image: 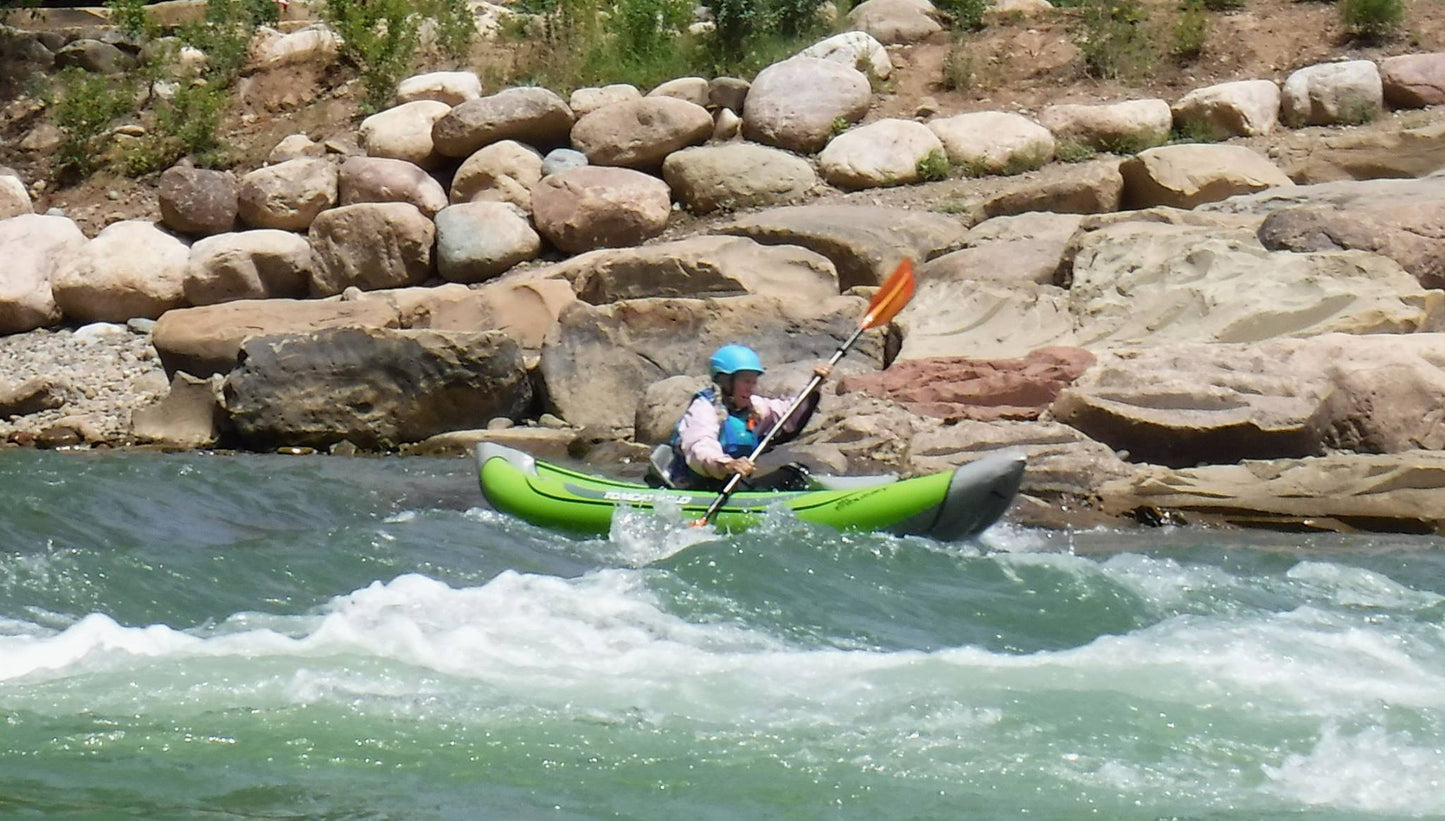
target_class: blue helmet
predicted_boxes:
[709,344,765,378]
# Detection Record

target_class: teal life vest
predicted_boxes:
[669,388,764,486]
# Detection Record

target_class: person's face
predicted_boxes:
[726,371,760,404]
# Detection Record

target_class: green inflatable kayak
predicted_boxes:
[475,443,1026,540]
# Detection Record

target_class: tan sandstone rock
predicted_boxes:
[52,220,190,322]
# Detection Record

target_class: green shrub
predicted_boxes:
[429,0,477,60]
[917,149,951,182]
[611,0,691,62]
[1201,0,1244,9]
[935,0,988,30]
[48,68,137,178]
[1171,117,1223,143]
[771,0,826,37]
[1340,0,1402,41]
[1076,0,1155,81]
[179,0,269,83]
[1171,0,1207,61]
[941,33,975,91]
[106,0,151,38]
[325,0,423,111]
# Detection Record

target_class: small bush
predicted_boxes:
[610,0,691,64]
[1171,0,1207,62]
[917,149,951,181]
[1171,117,1224,143]
[180,0,270,83]
[935,0,988,31]
[1076,0,1156,81]
[772,0,826,37]
[325,0,424,111]
[941,34,975,91]
[106,0,151,38]
[48,68,137,178]
[429,0,478,60]
[1201,0,1244,9]
[1340,0,1403,41]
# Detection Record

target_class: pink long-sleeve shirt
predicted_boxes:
[675,393,811,480]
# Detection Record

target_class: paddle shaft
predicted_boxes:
[694,322,868,526]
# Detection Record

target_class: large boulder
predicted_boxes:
[0,214,86,334]
[1201,176,1445,289]
[978,158,1124,218]
[307,203,435,296]
[648,77,710,107]
[0,174,34,220]
[434,201,541,283]
[51,220,190,322]
[1038,98,1172,153]
[394,70,482,106]
[252,25,339,70]
[1066,220,1440,347]
[449,140,543,209]
[836,347,1095,421]
[530,166,672,254]
[893,217,1443,360]
[818,118,945,189]
[1170,79,1281,139]
[54,39,130,73]
[130,372,225,448]
[1380,53,1445,109]
[1256,204,1445,290]
[358,100,452,170]
[1281,60,1383,128]
[569,84,643,117]
[152,297,403,377]
[431,87,575,158]
[846,0,943,44]
[927,111,1055,175]
[237,158,338,231]
[797,31,892,79]
[570,97,713,169]
[662,143,818,214]
[1100,451,1445,534]
[224,328,533,450]
[920,220,1076,287]
[542,235,840,304]
[1270,118,1445,183]
[338,156,448,218]
[1056,333,1445,469]
[742,57,872,154]
[184,229,313,306]
[1119,144,1293,209]
[717,204,969,290]
[157,166,238,236]
[539,294,880,431]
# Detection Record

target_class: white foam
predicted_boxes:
[1287,560,1444,611]
[1264,724,1445,814]
[606,499,718,566]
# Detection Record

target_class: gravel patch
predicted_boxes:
[0,323,171,444]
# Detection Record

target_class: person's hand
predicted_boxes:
[725,457,755,477]
[813,363,832,380]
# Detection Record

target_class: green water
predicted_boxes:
[1,450,1442,819]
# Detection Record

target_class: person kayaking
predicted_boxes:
[661,344,831,491]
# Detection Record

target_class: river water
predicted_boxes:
[1,449,1442,819]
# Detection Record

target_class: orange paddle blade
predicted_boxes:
[861,259,916,330]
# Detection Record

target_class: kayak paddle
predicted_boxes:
[692,258,917,528]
